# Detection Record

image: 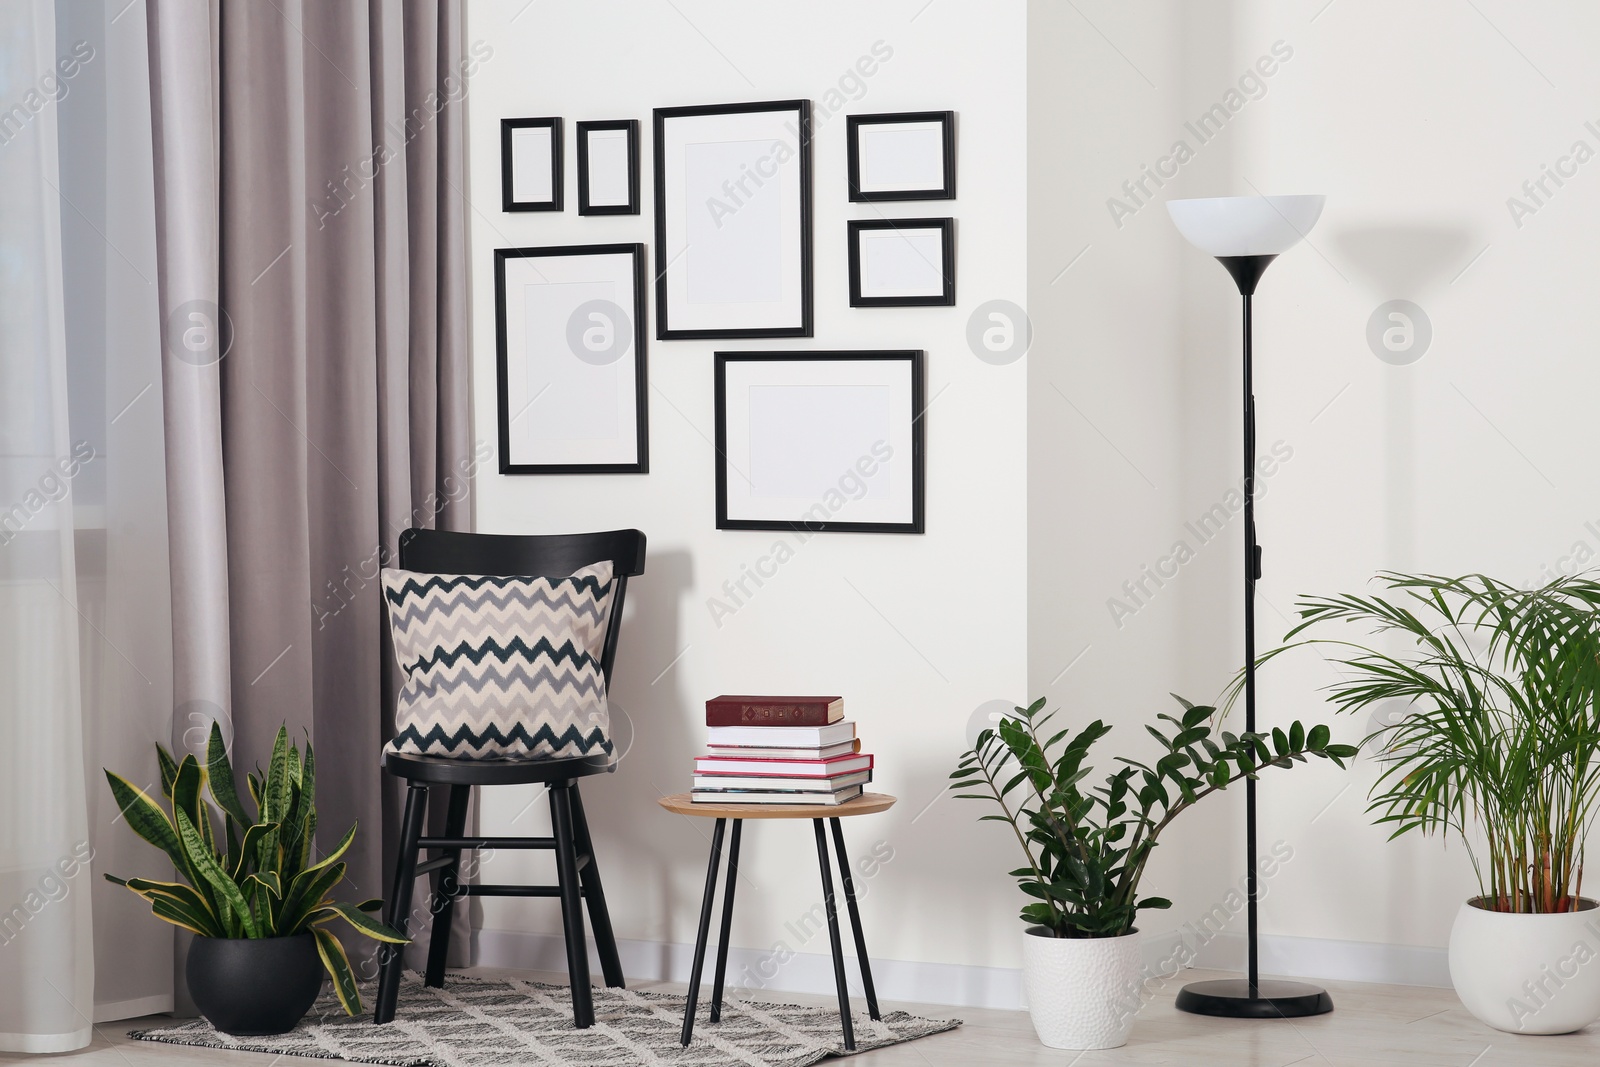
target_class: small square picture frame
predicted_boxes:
[577,119,640,215]
[846,111,955,202]
[848,218,955,307]
[502,117,563,212]
[714,350,925,534]
[494,243,649,474]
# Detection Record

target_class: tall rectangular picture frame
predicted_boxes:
[654,100,813,339]
[495,244,649,474]
[501,117,564,212]
[576,119,640,215]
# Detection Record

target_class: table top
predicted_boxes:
[657,792,896,819]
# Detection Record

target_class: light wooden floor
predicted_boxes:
[6,966,1599,1066]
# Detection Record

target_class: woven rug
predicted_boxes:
[130,972,961,1066]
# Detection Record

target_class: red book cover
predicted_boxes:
[705,695,844,727]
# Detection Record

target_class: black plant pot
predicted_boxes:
[187,933,325,1036]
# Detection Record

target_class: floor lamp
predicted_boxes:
[1166,194,1332,1019]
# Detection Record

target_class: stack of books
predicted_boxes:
[691,695,872,805]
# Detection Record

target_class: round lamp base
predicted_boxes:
[1175,978,1333,1019]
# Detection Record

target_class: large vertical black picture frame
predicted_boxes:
[653,100,813,339]
[495,243,649,474]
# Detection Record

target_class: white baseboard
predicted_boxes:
[476,926,1453,1009]
[474,927,1023,1010]
[473,927,1192,1011]
[1193,931,1452,989]
[94,994,174,1023]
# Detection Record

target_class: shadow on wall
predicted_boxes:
[1330,224,1479,296]
[602,547,700,952]
[1326,222,1477,939]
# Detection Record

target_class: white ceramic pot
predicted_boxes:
[1448,898,1600,1034]
[1021,926,1143,1050]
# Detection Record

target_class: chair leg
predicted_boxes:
[830,817,880,1020]
[375,783,429,1025]
[710,819,742,1023]
[550,783,594,1029]
[569,783,624,988]
[680,817,726,1047]
[814,818,855,1051]
[424,784,472,988]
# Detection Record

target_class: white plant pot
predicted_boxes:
[1448,898,1600,1035]
[1021,926,1143,1050]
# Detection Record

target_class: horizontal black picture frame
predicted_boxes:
[846,110,955,202]
[714,350,925,534]
[847,218,955,307]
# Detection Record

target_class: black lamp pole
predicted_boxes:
[1173,254,1334,1019]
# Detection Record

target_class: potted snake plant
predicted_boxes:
[953,697,1355,1050]
[104,722,406,1035]
[1266,572,1600,1034]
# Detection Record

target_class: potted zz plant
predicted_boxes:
[953,697,1354,1050]
[1272,572,1600,1034]
[105,722,406,1036]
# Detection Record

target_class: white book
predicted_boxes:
[691,785,865,806]
[704,721,856,747]
[693,770,872,792]
[694,753,872,777]
[705,739,861,760]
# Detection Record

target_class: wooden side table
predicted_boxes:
[657,792,896,1050]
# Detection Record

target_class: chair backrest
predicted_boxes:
[396,528,646,689]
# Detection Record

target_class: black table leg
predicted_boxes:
[681,818,726,1047]
[710,819,743,1022]
[813,818,856,1051]
[829,818,880,1020]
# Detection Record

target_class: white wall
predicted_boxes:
[1028,0,1245,968]
[464,0,1600,1003]
[464,0,1030,1001]
[1033,0,1600,987]
[1243,0,1600,962]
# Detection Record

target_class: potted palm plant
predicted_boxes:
[105,722,406,1035]
[953,697,1355,1049]
[1270,572,1600,1034]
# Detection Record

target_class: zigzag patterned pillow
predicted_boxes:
[381,562,615,760]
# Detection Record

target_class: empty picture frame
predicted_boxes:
[577,119,639,215]
[495,244,648,474]
[848,218,955,307]
[502,117,563,211]
[714,351,924,533]
[654,100,813,339]
[846,111,955,201]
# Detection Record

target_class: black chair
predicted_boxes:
[373,527,646,1029]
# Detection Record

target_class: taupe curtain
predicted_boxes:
[146,0,472,987]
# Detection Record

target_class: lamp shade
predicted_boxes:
[1166,195,1325,257]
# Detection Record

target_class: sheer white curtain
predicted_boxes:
[0,0,96,1051]
[59,0,177,1025]
[1,0,175,1050]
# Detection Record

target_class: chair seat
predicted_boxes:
[383,749,614,786]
